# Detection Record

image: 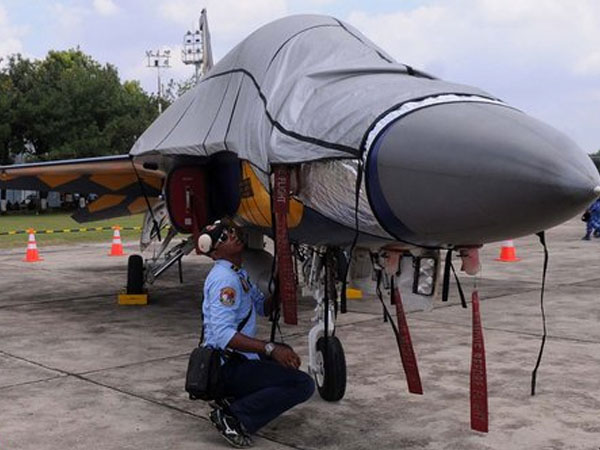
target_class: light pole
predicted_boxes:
[181,8,213,84]
[146,49,171,114]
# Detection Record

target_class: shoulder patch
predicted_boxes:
[219,287,236,306]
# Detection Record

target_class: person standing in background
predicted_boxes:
[581,198,600,240]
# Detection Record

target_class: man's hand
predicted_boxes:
[227,333,301,369]
[271,344,301,369]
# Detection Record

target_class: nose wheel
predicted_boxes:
[314,336,346,401]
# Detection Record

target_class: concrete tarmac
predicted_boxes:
[1,218,599,449]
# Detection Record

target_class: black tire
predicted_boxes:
[315,336,346,401]
[127,254,145,294]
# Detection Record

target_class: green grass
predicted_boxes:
[0,211,144,249]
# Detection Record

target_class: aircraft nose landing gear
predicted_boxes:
[303,246,347,402]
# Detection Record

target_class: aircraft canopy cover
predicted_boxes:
[130,14,494,171]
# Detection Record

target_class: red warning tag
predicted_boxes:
[273,165,297,325]
[392,283,423,395]
[470,290,488,432]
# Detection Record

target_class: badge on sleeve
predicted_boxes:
[219,287,236,306]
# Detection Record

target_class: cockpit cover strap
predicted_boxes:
[442,249,468,308]
[470,290,488,432]
[391,275,423,395]
[442,250,452,302]
[530,230,548,396]
[273,165,297,325]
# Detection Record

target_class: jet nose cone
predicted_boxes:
[366,101,600,246]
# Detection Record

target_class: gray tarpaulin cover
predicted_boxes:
[130,14,494,171]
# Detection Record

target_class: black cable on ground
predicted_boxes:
[531,231,549,396]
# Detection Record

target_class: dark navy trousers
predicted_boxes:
[221,358,315,433]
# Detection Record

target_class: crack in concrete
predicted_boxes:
[0,374,66,391]
[0,346,305,450]
[0,285,197,310]
[71,373,306,450]
[0,293,116,310]
[0,349,66,375]
[78,353,190,376]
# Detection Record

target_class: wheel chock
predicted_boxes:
[118,292,148,305]
[345,288,363,300]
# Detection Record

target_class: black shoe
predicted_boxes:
[582,235,591,240]
[209,407,253,448]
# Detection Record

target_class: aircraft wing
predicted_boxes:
[0,155,163,223]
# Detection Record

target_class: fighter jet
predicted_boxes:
[2,13,599,429]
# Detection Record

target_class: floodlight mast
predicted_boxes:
[182,8,213,84]
[182,29,202,83]
[146,49,171,114]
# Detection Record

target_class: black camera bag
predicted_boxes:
[185,306,252,401]
[185,346,223,400]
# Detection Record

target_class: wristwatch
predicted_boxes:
[264,342,276,357]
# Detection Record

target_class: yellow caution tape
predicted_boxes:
[0,225,143,236]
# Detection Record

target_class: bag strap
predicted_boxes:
[237,306,253,332]
[199,305,253,347]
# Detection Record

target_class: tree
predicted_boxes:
[0,49,164,162]
[164,74,196,103]
[0,55,36,164]
[0,63,14,165]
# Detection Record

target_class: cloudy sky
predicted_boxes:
[1,0,599,152]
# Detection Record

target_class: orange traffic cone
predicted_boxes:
[23,229,43,262]
[495,240,520,262]
[108,226,125,256]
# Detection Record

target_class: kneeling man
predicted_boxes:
[198,220,315,448]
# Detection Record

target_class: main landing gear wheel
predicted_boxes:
[315,336,347,401]
[127,254,144,294]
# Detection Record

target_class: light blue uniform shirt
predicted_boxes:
[202,259,267,360]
